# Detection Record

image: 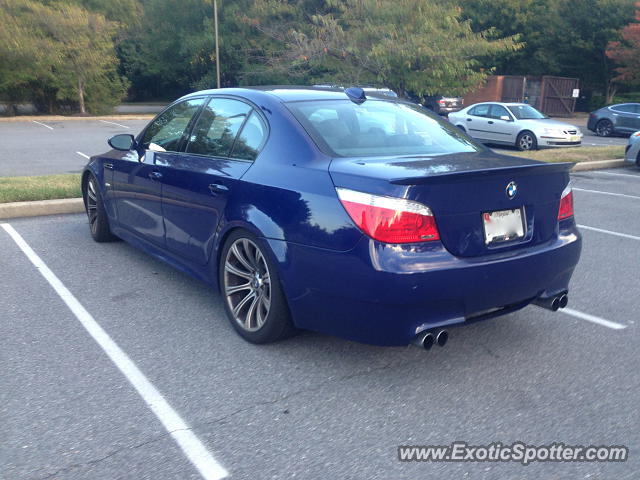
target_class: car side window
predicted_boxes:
[469,104,490,117]
[186,98,252,157]
[141,98,205,152]
[612,104,638,113]
[489,105,510,120]
[230,111,267,161]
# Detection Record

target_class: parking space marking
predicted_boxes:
[76,151,90,160]
[573,187,640,200]
[581,170,640,179]
[0,223,229,480]
[578,224,640,241]
[32,120,53,130]
[560,307,627,330]
[99,119,130,129]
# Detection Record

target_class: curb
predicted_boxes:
[0,198,84,220]
[571,159,627,171]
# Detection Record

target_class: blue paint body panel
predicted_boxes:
[83,87,582,346]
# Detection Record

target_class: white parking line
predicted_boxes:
[573,187,640,200]
[32,120,53,130]
[578,170,640,179]
[560,307,627,330]
[578,224,640,241]
[99,119,130,129]
[76,151,90,159]
[0,223,229,480]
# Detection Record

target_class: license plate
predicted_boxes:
[570,135,580,142]
[483,208,525,244]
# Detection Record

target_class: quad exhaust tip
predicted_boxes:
[533,292,568,312]
[412,330,448,351]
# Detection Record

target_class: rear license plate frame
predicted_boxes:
[482,207,526,245]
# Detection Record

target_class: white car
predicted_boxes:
[448,102,583,151]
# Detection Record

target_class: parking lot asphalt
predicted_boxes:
[0,119,149,176]
[1,167,639,479]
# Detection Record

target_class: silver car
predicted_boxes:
[448,102,583,151]
[624,131,640,166]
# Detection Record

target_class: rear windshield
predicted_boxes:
[286,100,481,157]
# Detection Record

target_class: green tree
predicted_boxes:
[244,0,521,96]
[459,0,636,101]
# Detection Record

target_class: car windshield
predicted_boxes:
[507,104,548,120]
[287,99,481,157]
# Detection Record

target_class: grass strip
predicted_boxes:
[0,174,82,203]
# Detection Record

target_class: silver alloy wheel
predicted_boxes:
[518,133,534,150]
[596,120,613,137]
[86,179,98,235]
[223,238,271,332]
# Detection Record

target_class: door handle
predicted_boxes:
[488,120,494,124]
[148,171,163,181]
[466,118,472,122]
[209,183,229,195]
[104,163,114,170]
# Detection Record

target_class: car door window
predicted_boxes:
[469,104,490,117]
[612,104,638,113]
[186,98,252,157]
[489,105,511,120]
[141,98,205,152]
[230,111,267,161]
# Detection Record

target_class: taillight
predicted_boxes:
[558,185,574,220]
[336,188,440,243]
[438,99,446,104]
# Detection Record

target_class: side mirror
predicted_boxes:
[500,115,512,122]
[108,134,136,151]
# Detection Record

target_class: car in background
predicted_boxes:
[82,86,581,348]
[624,131,640,166]
[448,102,583,151]
[587,103,640,137]
[423,95,464,115]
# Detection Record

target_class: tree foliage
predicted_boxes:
[244,0,522,96]
[607,2,640,88]
[0,0,128,114]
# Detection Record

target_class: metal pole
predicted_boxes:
[214,0,220,88]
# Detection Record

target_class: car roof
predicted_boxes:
[182,86,403,103]
[469,102,530,107]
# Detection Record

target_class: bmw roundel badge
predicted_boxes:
[506,181,518,199]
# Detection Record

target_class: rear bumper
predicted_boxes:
[270,221,582,346]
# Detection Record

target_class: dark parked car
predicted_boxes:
[587,103,640,136]
[423,95,464,115]
[82,86,581,348]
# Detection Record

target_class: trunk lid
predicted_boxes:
[329,151,572,257]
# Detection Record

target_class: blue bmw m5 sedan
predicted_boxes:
[82,86,581,348]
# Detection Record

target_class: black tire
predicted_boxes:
[516,130,538,151]
[595,119,613,137]
[84,174,117,242]
[219,229,297,344]
[636,150,640,168]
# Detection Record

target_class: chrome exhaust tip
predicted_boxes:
[412,331,435,350]
[558,293,568,309]
[436,330,448,347]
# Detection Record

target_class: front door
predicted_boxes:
[112,97,206,245]
[161,97,267,265]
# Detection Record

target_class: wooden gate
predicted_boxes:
[501,76,525,103]
[539,76,579,116]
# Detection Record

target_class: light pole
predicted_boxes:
[213,0,220,88]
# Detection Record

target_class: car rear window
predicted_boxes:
[287,100,481,157]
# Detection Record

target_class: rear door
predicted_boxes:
[112,98,205,245]
[160,97,267,265]
[465,104,492,142]
[610,104,640,133]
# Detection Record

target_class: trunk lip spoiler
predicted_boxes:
[389,162,575,185]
